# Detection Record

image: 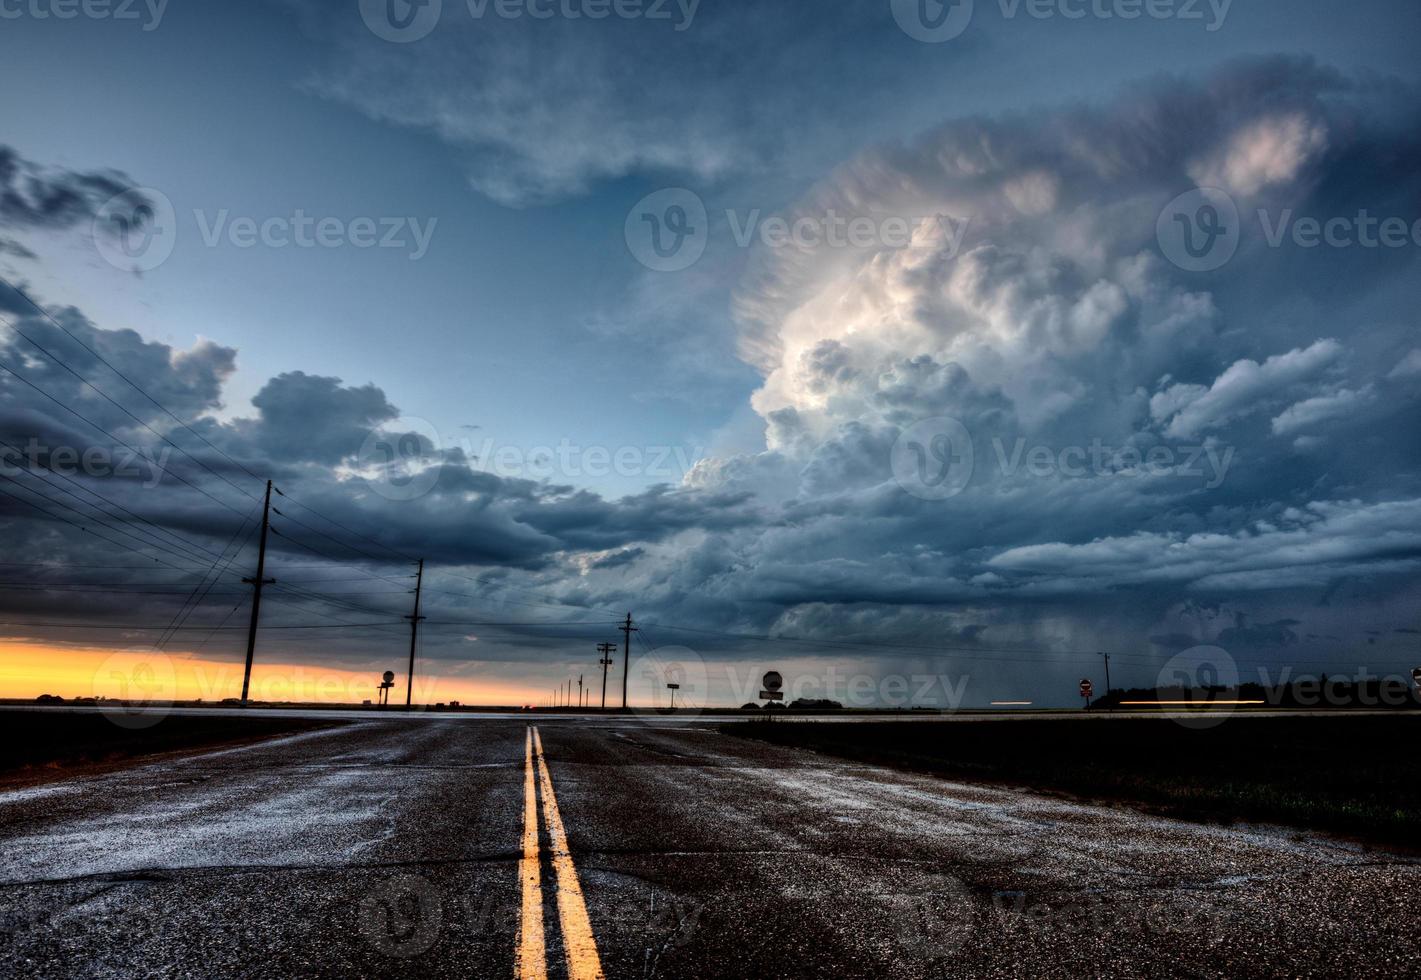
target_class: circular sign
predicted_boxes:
[762,670,783,693]
[383,670,396,684]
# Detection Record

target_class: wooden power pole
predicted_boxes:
[619,613,637,710]
[240,480,276,703]
[404,559,425,707]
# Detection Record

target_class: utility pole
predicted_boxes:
[619,613,637,710]
[404,559,425,708]
[597,642,616,710]
[578,674,583,709]
[1099,651,1112,709]
[240,480,277,703]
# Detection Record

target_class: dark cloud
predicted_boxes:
[4,59,1420,687]
[1217,615,1301,650]
[0,145,141,233]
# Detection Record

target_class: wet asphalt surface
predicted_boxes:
[2,717,1419,978]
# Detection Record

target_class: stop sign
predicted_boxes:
[762,671,783,693]
[1079,679,1093,698]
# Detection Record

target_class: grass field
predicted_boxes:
[0,710,341,787]
[727,715,1421,849]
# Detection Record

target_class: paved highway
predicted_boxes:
[2,717,1419,978]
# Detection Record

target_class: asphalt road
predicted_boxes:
[2,717,1418,978]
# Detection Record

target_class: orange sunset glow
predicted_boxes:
[0,640,541,706]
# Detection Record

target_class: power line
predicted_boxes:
[0,620,404,630]
[266,525,414,589]
[430,569,620,616]
[155,510,260,650]
[420,619,619,628]
[268,581,409,620]
[0,584,250,595]
[2,315,258,503]
[0,436,229,563]
[177,593,250,659]
[0,562,205,570]
[0,470,217,568]
[0,356,249,518]
[261,593,407,635]
[271,504,410,567]
[0,277,266,485]
[0,481,192,573]
[276,489,418,564]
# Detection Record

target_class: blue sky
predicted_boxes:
[5,0,1416,493]
[1,0,1419,705]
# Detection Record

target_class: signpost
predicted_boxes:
[378,670,395,708]
[1079,678,1094,709]
[666,682,680,710]
[760,670,784,702]
[760,671,784,720]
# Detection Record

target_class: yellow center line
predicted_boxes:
[532,726,606,980]
[515,726,547,980]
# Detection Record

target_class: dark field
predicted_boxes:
[0,710,341,787]
[728,716,1421,849]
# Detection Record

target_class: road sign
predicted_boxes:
[1079,679,1093,699]
[666,683,680,690]
[382,670,396,684]
[762,671,783,693]
[759,690,784,701]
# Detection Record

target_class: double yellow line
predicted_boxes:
[517,726,604,980]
